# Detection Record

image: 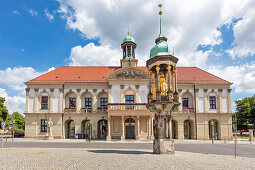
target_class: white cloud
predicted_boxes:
[0,67,41,91]
[58,0,255,67]
[226,9,255,59]
[0,88,25,114]
[69,43,120,66]
[207,62,255,93]
[12,10,20,15]
[44,8,54,22]
[28,9,38,17]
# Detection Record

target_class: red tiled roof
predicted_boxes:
[26,66,231,84]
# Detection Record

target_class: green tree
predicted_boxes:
[12,112,25,132]
[234,95,255,130]
[0,97,8,124]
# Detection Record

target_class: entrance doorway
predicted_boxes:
[184,120,192,139]
[81,120,90,139]
[125,118,135,139]
[209,119,218,140]
[98,119,107,139]
[172,120,177,139]
[65,120,75,139]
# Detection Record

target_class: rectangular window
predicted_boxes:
[85,98,92,108]
[126,95,134,103]
[69,98,76,108]
[100,98,108,108]
[182,98,189,108]
[41,119,47,132]
[209,96,216,109]
[41,96,48,109]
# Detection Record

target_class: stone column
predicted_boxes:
[195,89,199,112]
[203,89,208,113]
[151,116,154,140]
[25,88,30,113]
[136,116,140,140]
[106,116,111,141]
[50,88,54,113]
[135,85,140,103]
[108,85,112,103]
[59,89,63,113]
[167,66,171,91]
[34,89,39,113]
[92,89,97,112]
[218,89,223,113]
[76,89,81,112]
[178,89,182,112]
[227,89,232,113]
[121,116,125,140]
[120,85,125,103]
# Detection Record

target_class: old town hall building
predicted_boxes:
[24,29,233,141]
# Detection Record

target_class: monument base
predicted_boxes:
[45,136,53,140]
[153,138,174,154]
[106,136,111,141]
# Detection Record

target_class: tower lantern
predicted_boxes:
[146,4,180,154]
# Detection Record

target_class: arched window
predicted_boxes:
[125,118,135,123]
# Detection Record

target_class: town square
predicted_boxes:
[0,0,255,169]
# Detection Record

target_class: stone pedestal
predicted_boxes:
[248,129,254,141]
[45,135,53,140]
[153,139,174,154]
[106,136,111,141]
[121,135,125,141]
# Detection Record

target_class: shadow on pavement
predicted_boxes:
[88,150,151,155]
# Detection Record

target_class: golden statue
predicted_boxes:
[151,74,168,100]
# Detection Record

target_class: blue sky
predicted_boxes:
[0,0,255,114]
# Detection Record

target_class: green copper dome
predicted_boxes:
[149,36,174,59]
[149,11,174,59]
[123,33,135,43]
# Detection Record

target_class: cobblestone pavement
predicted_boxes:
[3,140,255,158]
[0,148,254,170]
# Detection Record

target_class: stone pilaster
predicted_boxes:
[136,116,140,140]
[135,85,140,103]
[106,116,111,141]
[50,88,54,113]
[178,89,182,112]
[120,85,125,103]
[218,89,223,113]
[203,89,208,113]
[151,116,154,140]
[108,85,112,103]
[25,88,30,113]
[34,89,39,113]
[121,116,125,140]
[195,89,199,112]
[227,89,232,113]
[59,89,63,113]
[76,89,81,112]
[92,89,97,112]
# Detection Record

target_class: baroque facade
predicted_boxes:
[24,32,233,140]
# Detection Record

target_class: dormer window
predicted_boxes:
[41,96,48,109]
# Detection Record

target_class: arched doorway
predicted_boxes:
[125,118,135,139]
[184,120,192,139]
[98,119,107,139]
[81,120,90,139]
[209,119,218,140]
[65,120,75,139]
[172,120,178,139]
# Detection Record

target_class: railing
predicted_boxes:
[64,107,76,113]
[80,107,93,113]
[107,103,148,111]
[97,107,107,113]
[182,107,194,113]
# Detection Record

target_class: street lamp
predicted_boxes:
[12,119,15,142]
[211,121,214,144]
[89,120,92,142]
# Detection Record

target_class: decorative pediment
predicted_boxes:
[107,67,148,80]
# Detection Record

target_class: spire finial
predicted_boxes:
[158,4,163,37]
[128,26,130,35]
